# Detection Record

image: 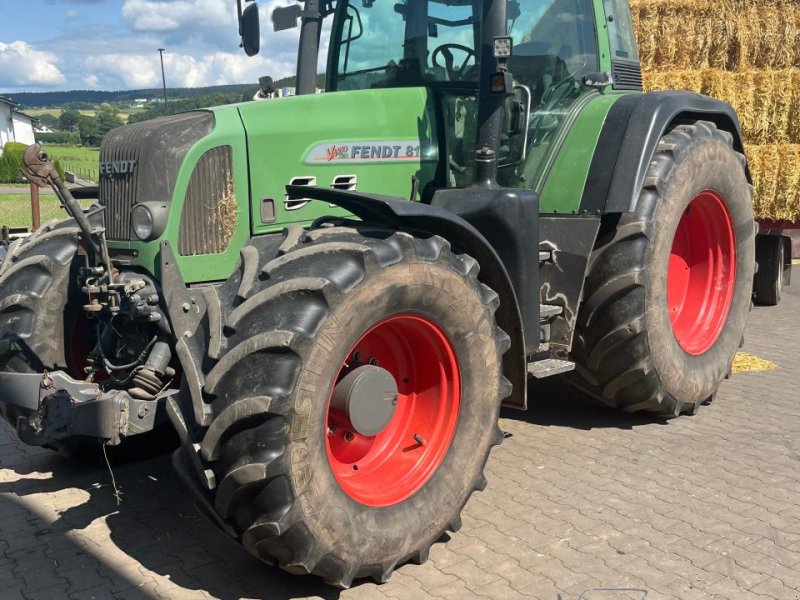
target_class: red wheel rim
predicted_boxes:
[325,314,460,507]
[667,190,736,355]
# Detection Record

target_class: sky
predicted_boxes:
[0,0,315,93]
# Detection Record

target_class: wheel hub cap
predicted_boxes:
[331,365,398,436]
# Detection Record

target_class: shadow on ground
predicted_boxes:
[0,434,343,600]
[501,377,667,430]
[1,377,663,598]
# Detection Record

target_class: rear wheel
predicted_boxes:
[198,226,510,586]
[567,121,755,416]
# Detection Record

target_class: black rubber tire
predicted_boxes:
[567,121,756,417]
[753,235,784,306]
[197,225,510,587]
[0,220,82,426]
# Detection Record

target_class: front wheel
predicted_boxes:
[567,121,756,416]
[198,226,510,587]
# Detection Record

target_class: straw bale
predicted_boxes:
[643,69,800,145]
[632,0,800,70]
[747,144,800,221]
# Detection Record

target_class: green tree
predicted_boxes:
[78,115,100,147]
[58,108,82,132]
[37,114,60,131]
[94,104,124,141]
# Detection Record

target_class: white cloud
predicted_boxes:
[121,0,236,32]
[81,50,296,89]
[0,41,65,87]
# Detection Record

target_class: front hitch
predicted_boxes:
[21,144,115,281]
[0,370,160,446]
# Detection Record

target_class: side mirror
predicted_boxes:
[240,2,260,56]
[272,4,303,31]
[259,75,275,96]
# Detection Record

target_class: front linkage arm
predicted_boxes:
[21,144,114,275]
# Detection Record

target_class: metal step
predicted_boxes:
[540,304,563,321]
[528,358,576,379]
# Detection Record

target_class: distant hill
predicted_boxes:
[1,77,301,108]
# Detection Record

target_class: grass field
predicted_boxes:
[41,145,100,182]
[26,107,145,123]
[0,195,92,230]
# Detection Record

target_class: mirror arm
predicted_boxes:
[513,83,532,162]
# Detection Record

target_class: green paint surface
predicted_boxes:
[111,87,437,283]
[538,92,630,214]
[238,87,437,237]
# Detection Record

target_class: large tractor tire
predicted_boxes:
[0,220,84,427]
[198,226,509,587]
[568,121,755,416]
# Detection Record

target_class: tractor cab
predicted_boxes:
[250,0,639,192]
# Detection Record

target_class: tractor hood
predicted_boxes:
[100,111,215,240]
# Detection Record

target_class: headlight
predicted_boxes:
[131,202,169,241]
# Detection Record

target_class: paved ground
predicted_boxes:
[786,265,799,297]
[1,294,799,600]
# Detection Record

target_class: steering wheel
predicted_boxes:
[431,43,476,81]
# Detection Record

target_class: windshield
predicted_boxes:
[331,0,480,91]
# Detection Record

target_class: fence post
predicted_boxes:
[29,183,40,231]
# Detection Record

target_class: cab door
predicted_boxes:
[496,0,602,195]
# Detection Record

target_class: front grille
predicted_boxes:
[100,134,142,239]
[612,60,643,90]
[99,111,215,240]
[178,146,236,256]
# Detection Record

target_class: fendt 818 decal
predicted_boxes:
[305,140,437,164]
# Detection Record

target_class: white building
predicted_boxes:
[0,96,37,151]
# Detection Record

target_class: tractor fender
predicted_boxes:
[287,185,528,410]
[581,91,750,215]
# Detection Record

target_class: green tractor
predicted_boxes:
[0,0,754,587]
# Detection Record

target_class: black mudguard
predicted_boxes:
[581,90,750,215]
[287,185,530,410]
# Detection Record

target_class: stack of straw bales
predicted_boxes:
[632,0,800,221]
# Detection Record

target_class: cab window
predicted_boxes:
[507,0,599,100]
[603,0,640,61]
[331,0,480,91]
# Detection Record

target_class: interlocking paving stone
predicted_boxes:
[0,295,798,599]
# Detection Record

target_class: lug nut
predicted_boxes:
[344,431,355,441]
